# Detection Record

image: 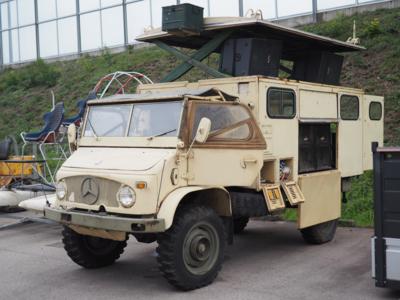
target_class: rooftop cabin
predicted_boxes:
[136,4,364,86]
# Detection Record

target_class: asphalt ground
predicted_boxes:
[0,211,399,300]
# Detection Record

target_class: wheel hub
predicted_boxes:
[183,222,220,275]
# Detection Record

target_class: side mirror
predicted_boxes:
[67,124,77,152]
[195,118,211,144]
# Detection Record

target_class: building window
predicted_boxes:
[340,95,359,121]
[267,88,296,119]
[369,102,382,121]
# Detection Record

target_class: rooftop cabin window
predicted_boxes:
[267,88,296,119]
[340,95,359,121]
[369,102,383,121]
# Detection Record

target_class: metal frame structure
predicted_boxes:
[372,142,400,289]
[0,0,393,68]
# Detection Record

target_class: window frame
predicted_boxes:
[267,87,296,119]
[187,101,266,149]
[369,101,383,121]
[340,95,360,121]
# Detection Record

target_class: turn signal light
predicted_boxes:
[135,181,147,189]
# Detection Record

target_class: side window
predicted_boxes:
[369,102,382,121]
[267,88,296,119]
[192,104,252,141]
[340,95,359,120]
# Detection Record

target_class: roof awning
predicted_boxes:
[137,17,364,60]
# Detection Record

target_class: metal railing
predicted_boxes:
[0,0,393,67]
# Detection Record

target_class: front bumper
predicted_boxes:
[44,207,165,233]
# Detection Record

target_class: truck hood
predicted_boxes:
[63,147,174,172]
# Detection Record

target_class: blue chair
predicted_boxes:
[22,102,64,143]
[62,92,96,127]
[21,102,66,184]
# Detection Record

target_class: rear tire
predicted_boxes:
[300,219,338,245]
[233,217,249,234]
[157,205,225,291]
[62,226,127,268]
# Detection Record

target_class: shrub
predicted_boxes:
[0,59,60,90]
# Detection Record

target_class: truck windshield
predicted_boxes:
[84,101,183,138]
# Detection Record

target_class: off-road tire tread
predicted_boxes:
[233,217,249,234]
[156,205,225,291]
[62,226,127,269]
[300,219,338,245]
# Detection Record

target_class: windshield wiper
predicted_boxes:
[87,118,99,139]
[147,129,177,140]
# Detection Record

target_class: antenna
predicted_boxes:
[347,20,360,45]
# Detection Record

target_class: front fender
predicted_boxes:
[157,186,231,230]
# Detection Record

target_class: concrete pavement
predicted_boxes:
[0,212,399,299]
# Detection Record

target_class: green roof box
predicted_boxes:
[162,4,204,35]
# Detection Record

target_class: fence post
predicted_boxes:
[76,0,81,55]
[0,4,3,69]
[34,0,40,60]
[312,0,318,23]
[123,0,128,46]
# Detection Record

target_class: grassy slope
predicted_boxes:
[0,8,399,226]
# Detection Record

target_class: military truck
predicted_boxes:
[45,7,384,290]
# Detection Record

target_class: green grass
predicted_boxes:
[0,7,399,226]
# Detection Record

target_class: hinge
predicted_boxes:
[181,172,194,180]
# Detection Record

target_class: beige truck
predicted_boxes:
[45,13,384,290]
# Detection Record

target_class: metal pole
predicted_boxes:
[0,4,4,69]
[76,0,82,55]
[7,1,12,63]
[149,0,153,28]
[34,0,40,59]
[55,0,60,56]
[274,0,278,19]
[122,0,128,46]
[238,0,243,17]
[312,0,318,23]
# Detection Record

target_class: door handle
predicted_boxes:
[240,158,258,169]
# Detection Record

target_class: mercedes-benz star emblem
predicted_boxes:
[80,178,99,204]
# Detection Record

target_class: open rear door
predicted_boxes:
[363,95,384,171]
[338,93,363,177]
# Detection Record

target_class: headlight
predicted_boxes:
[56,181,67,200]
[117,186,136,208]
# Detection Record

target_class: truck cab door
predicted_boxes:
[338,93,363,177]
[186,101,266,187]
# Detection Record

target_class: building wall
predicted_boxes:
[0,0,398,67]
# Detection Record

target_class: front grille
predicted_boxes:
[64,176,120,207]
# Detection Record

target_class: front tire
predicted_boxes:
[300,219,338,245]
[157,205,225,291]
[62,226,128,268]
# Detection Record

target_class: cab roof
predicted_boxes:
[136,17,364,60]
[87,88,238,105]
